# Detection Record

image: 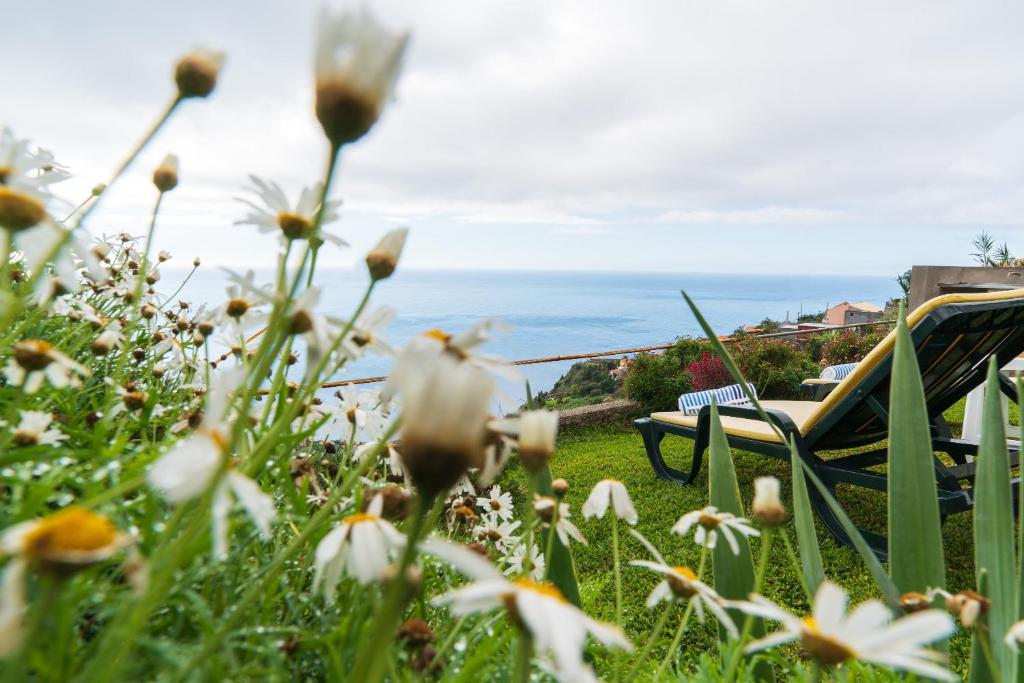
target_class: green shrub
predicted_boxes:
[623,352,692,412]
[820,331,863,365]
[730,337,819,399]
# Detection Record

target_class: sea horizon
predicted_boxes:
[160,265,898,408]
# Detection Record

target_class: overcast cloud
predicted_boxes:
[4,1,1023,274]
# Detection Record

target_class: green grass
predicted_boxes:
[507,395,1023,675]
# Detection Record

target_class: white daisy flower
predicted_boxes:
[365,227,407,280]
[312,495,405,597]
[503,542,546,581]
[581,478,637,525]
[148,368,275,559]
[629,529,737,636]
[395,351,495,497]
[425,539,632,683]
[381,321,520,405]
[672,506,759,555]
[314,7,409,146]
[10,410,65,447]
[0,127,67,232]
[736,581,955,680]
[477,485,515,522]
[1,506,129,570]
[3,339,89,394]
[473,516,521,553]
[216,269,271,335]
[337,305,396,360]
[534,497,587,547]
[235,175,345,246]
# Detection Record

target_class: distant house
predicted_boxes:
[822,301,883,326]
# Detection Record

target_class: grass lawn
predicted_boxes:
[503,398,1021,676]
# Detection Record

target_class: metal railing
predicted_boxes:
[318,318,896,388]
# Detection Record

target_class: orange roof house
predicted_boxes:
[823,301,883,326]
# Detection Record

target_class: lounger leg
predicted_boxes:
[805,473,889,560]
[635,419,702,485]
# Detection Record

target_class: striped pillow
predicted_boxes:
[678,382,758,415]
[820,363,857,381]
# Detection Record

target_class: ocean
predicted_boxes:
[169,267,898,409]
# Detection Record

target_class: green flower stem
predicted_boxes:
[722,528,774,681]
[350,492,442,683]
[514,632,533,683]
[542,497,559,581]
[779,528,813,602]
[0,228,12,300]
[626,602,674,679]
[611,513,623,682]
[72,96,181,230]
[653,598,696,678]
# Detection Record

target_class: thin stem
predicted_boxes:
[779,528,813,602]
[626,602,674,679]
[541,498,558,581]
[654,599,696,678]
[351,492,440,683]
[514,633,533,683]
[611,514,623,682]
[73,96,181,229]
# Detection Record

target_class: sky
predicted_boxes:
[4,0,1024,276]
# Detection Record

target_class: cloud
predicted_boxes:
[651,207,845,225]
[3,0,1023,275]
[548,226,615,236]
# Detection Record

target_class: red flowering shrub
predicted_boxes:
[687,352,732,391]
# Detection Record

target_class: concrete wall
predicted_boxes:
[908,265,1024,310]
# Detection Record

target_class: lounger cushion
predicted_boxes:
[820,363,857,381]
[651,400,821,443]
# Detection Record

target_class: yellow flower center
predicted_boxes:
[277,212,313,241]
[666,566,700,597]
[226,298,250,318]
[514,579,566,603]
[22,507,118,560]
[14,339,55,371]
[343,512,378,525]
[799,617,856,667]
[0,186,47,232]
[697,512,721,529]
[423,329,450,343]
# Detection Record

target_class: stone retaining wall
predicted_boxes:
[557,399,642,429]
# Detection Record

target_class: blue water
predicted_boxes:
[167,267,897,408]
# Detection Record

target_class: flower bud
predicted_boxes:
[91,183,107,197]
[153,154,179,193]
[751,477,788,527]
[314,8,408,147]
[516,410,559,472]
[552,478,570,499]
[365,227,408,281]
[174,48,224,99]
[193,257,201,267]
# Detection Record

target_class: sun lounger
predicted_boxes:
[636,289,1024,555]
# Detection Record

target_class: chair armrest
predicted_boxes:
[800,378,840,401]
[695,403,802,436]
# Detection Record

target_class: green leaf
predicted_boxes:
[974,356,1016,681]
[707,400,773,681]
[1017,377,1024,683]
[788,436,825,597]
[887,303,946,597]
[969,570,995,683]
[795,456,902,608]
